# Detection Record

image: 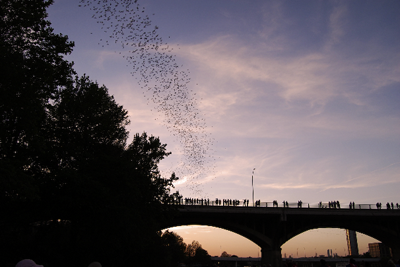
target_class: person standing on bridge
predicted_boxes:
[298,200,302,208]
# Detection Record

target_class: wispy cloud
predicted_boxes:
[326,3,348,49]
[179,35,399,106]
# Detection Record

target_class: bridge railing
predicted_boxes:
[171,198,399,210]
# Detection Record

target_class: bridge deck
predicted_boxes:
[177,205,400,217]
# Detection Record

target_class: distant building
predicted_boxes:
[346,230,359,256]
[368,243,392,258]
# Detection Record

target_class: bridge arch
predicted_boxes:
[162,217,273,249]
[281,228,378,257]
[163,224,262,257]
[279,213,400,255]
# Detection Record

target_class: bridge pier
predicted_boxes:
[261,246,282,267]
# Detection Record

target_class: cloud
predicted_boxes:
[180,35,399,106]
[257,2,287,42]
[178,37,334,114]
[326,3,348,49]
[256,157,400,191]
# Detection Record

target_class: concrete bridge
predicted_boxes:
[162,203,400,267]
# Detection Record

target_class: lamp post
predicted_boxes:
[252,168,255,206]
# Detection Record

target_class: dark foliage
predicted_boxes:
[186,240,212,266]
[159,231,212,267]
[159,230,187,267]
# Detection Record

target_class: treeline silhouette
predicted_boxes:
[161,231,211,266]
[0,1,184,266]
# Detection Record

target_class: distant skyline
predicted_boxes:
[48,0,399,257]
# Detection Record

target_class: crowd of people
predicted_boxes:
[383,202,399,209]
[181,198,400,210]
[183,197,248,206]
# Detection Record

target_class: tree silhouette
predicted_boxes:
[186,240,212,266]
[193,246,212,265]
[1,1,180,266]
[221,251,232,257]
[1,0,74,205]
[160,230,187,267]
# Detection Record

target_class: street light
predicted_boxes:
[252,168,255,206]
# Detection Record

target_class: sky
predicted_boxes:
[47,0,399,258]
